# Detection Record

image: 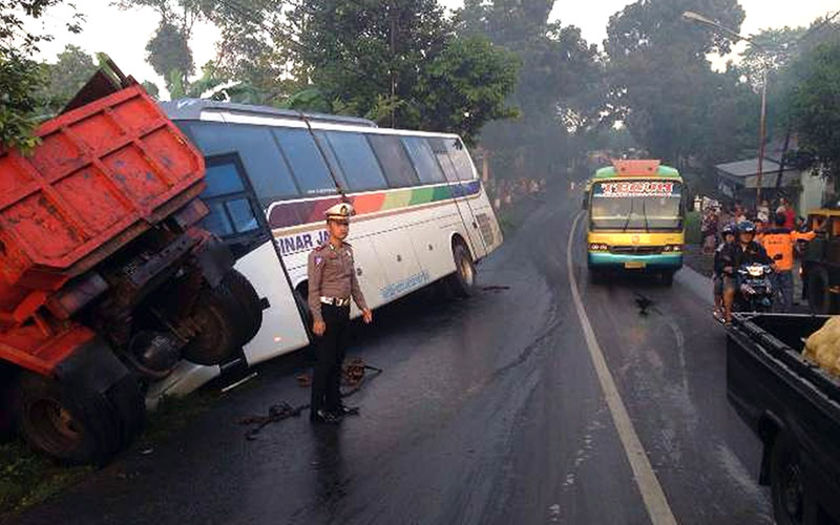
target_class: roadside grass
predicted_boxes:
[0,389,216,520]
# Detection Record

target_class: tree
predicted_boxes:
[455,1,605,180]
[280,0,518,136]
[417,35,519,144]
[604,0,750,168]
[38,44,97,115]
[0,0,83,151]
[786,40,840,182]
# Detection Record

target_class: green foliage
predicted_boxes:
[456,1,604,180]
[146,20,193,91]
[605,0,753,168]
[417,35,519,144]
[787,40,840,180]
[0,439,92,518]
[37,44,97,115]
[0,55,45,151]
[0,0,83,151]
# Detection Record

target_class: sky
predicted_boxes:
[29,0,840,97]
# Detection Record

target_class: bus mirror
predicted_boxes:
[582,192,588,210]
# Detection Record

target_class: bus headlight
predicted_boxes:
[589,243,609,251]
[663,244,683,253]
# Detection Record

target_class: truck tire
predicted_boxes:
[222,269,262,346]
[807,266,832,314]
[770,433,805,525]
[16,371,144,465]
[446,242,476,298]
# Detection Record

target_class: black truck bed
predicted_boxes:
[727,313,840,524]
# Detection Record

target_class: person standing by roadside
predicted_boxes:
[777,197,797,230]
[307,203,373,424]
[761,212,816,312]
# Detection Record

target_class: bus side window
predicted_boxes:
[401,137,446,184]
[427,137,460,182]
[201,155,268,257]
[368,134,420,188]
[180,122,300,206]
[445,138,477,181]
[272,128,338,196]
[323,131,388,192]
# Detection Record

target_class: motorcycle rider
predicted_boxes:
[713,223,738,323]
[724,220,773,321]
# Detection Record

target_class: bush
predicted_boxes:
[685,211,702,245]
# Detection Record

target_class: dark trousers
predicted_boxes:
[774,270,794,312]
[311,304,350,415]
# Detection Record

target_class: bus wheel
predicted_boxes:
[770,432,806,525]
[222,269,262,346]
[16,370,144,465]
[807,266,831,314]
[182,279,240,365]
[589,268,603,284]
[661,271,675,287]
[447,242,476,298]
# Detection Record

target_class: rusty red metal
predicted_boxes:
[0,84,206,375]
[612,159,661,177]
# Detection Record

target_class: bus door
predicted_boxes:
[429,137,488,259]
[201,154,309,366]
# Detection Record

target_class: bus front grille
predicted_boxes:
[609,245,663,255]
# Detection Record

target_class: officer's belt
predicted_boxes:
[321,296,351,307]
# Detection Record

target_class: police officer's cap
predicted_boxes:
[325,202,355,222]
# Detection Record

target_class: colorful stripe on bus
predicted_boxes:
[268,180,481,229]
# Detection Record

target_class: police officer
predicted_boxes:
[307,202,373,424]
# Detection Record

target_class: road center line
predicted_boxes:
[566,211,677,525]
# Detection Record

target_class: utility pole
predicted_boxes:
[682,11,768,204]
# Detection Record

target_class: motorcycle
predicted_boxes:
[734,263,775,313]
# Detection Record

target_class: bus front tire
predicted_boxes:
[181,278,241,365]
[222,269,262,346]
[16,370,144,465]
[447,243,476,298]
[661,271,675,287]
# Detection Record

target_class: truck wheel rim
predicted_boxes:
[781,461,804,522]
[30,398,83,452]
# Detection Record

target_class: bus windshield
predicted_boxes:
[590,180,683,231]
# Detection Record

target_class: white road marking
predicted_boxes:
[567,211,678,525]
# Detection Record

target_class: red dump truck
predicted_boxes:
[0,65,261,464]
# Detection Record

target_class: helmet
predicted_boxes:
[738,220,756,234]
[722,223,736,235]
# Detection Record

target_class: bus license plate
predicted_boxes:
[625,261,646,269]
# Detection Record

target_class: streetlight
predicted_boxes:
[682,11,769,205]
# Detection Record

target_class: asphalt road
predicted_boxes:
[10,185,772,525]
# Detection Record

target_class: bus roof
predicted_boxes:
[593,160,681,180]
[159,98,378,127]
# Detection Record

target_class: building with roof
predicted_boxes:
[714,136,832,213]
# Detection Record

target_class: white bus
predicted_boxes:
[150,99,503,397]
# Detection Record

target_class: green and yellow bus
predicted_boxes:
[584,160,686,286]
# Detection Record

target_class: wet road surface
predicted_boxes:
[10,186,772,525]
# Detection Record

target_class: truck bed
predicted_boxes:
[0,85,205,291]
[727,313,840,523]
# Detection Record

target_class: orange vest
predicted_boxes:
[760,229,816,271]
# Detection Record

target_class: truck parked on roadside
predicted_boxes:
[801,208,840,314]
[727,312,840,525]
[0,63,262,464]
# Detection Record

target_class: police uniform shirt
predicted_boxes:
[307,242,368,322]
